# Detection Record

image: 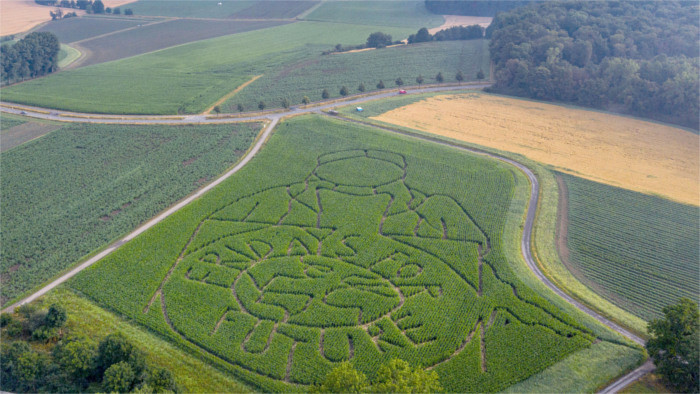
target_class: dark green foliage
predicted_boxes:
[395,77,403,86]
[0,32,60,85]
[435,72,443,83]
[372,358,442,393]
[96,333,146,378]
[562,174,699,320]
[146,367,178,393]
[52,336,97,380]
[46,304,67,328]
[646,298,699,393]
[1,123,260,305]
[377,80,385,89]
[488,1,700,129]
[282,98,290,109]
[456,70,463,83]
[476,69,485,79]
[313,361,367,393]
[103,361,135,392]
[358,83,365,93]
[72,115,592,391]
[322,89,330,99]
[366,32,392,48]
[340,86,349,96]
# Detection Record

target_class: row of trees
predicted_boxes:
[324,32,400,55]
[487,1,699,129]
[408,25,484,44]
[1,32,60,86]
[313,359,442,393]
[1,304,177,393]
[234,71,484,113]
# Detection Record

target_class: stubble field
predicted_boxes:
[372,93,699,206]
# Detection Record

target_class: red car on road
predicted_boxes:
[398,89,407,94]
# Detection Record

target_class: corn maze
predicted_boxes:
[73,116,594,392]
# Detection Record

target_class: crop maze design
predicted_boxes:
[144,149,587,384]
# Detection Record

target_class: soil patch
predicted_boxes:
[1,122,62,152]
[429,15,493,35]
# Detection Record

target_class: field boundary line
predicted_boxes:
[2,116,279,314]
[203,74,264,115]
[323,114,650,392]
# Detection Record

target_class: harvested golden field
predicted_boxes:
[0,0,132,35]
[373,93,699,206]
[428,15,492,34]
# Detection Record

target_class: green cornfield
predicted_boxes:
[72,116,595,392]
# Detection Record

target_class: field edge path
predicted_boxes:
[1,117,279,314]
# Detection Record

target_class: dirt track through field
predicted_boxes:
[204,75,263,114]
[1,84,649,392]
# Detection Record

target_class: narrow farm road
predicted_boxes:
[325,115,651,393]
[1,84,650,392]
[1,116,279,314]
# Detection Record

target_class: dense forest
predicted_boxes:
[486,1,699,129]
[1,32,60,85]
[425,1,533,17]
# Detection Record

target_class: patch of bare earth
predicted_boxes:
[429,15,493,35]
[1,122,62,152]
[0,0,131,35]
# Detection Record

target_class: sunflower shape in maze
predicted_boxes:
[146,149,586,384]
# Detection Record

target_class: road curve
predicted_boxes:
[2,87,650,392]
[327,116,650,393]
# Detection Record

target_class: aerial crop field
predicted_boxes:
[0,22,418,114]
[303,1,443,28]
[125,0,317,19]
[561,173,699,321]
[372,93,699,206]
[226,39,490,112]
[36,15,147,43]
[0,121,262,305]
[72,115,596,392]
[74,19,289,67]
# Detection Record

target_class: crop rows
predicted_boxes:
[71,116,592,392]
[561,173,699,320]
[1,122,262,305]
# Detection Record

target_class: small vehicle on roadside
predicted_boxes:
[398,89,407,94]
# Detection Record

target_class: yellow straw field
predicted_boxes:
[373,93,699,206]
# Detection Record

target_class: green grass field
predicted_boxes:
[226,39,490,111]
[0,114,26,131]
[75,19,289,67]
[1,22,419,114]
[36,288,253,392]
[0,122,262,306]
[125,0,317,19]
[71,115,597,392]
[36,15,146,43]
[303,1,443,28]
[561,173,699,321]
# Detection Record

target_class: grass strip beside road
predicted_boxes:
[36,288,253,393]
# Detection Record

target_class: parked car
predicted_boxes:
[398,89,407,94]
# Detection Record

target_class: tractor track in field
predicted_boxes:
[1,83,650,392]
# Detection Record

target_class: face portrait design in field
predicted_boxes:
[143,149,589,385]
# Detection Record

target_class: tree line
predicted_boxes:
[487,1,699,129]
[408,25,484,44]
[1,32,60,85]
[1,304,178,393]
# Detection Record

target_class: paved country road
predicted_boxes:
[0,85,651,392]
